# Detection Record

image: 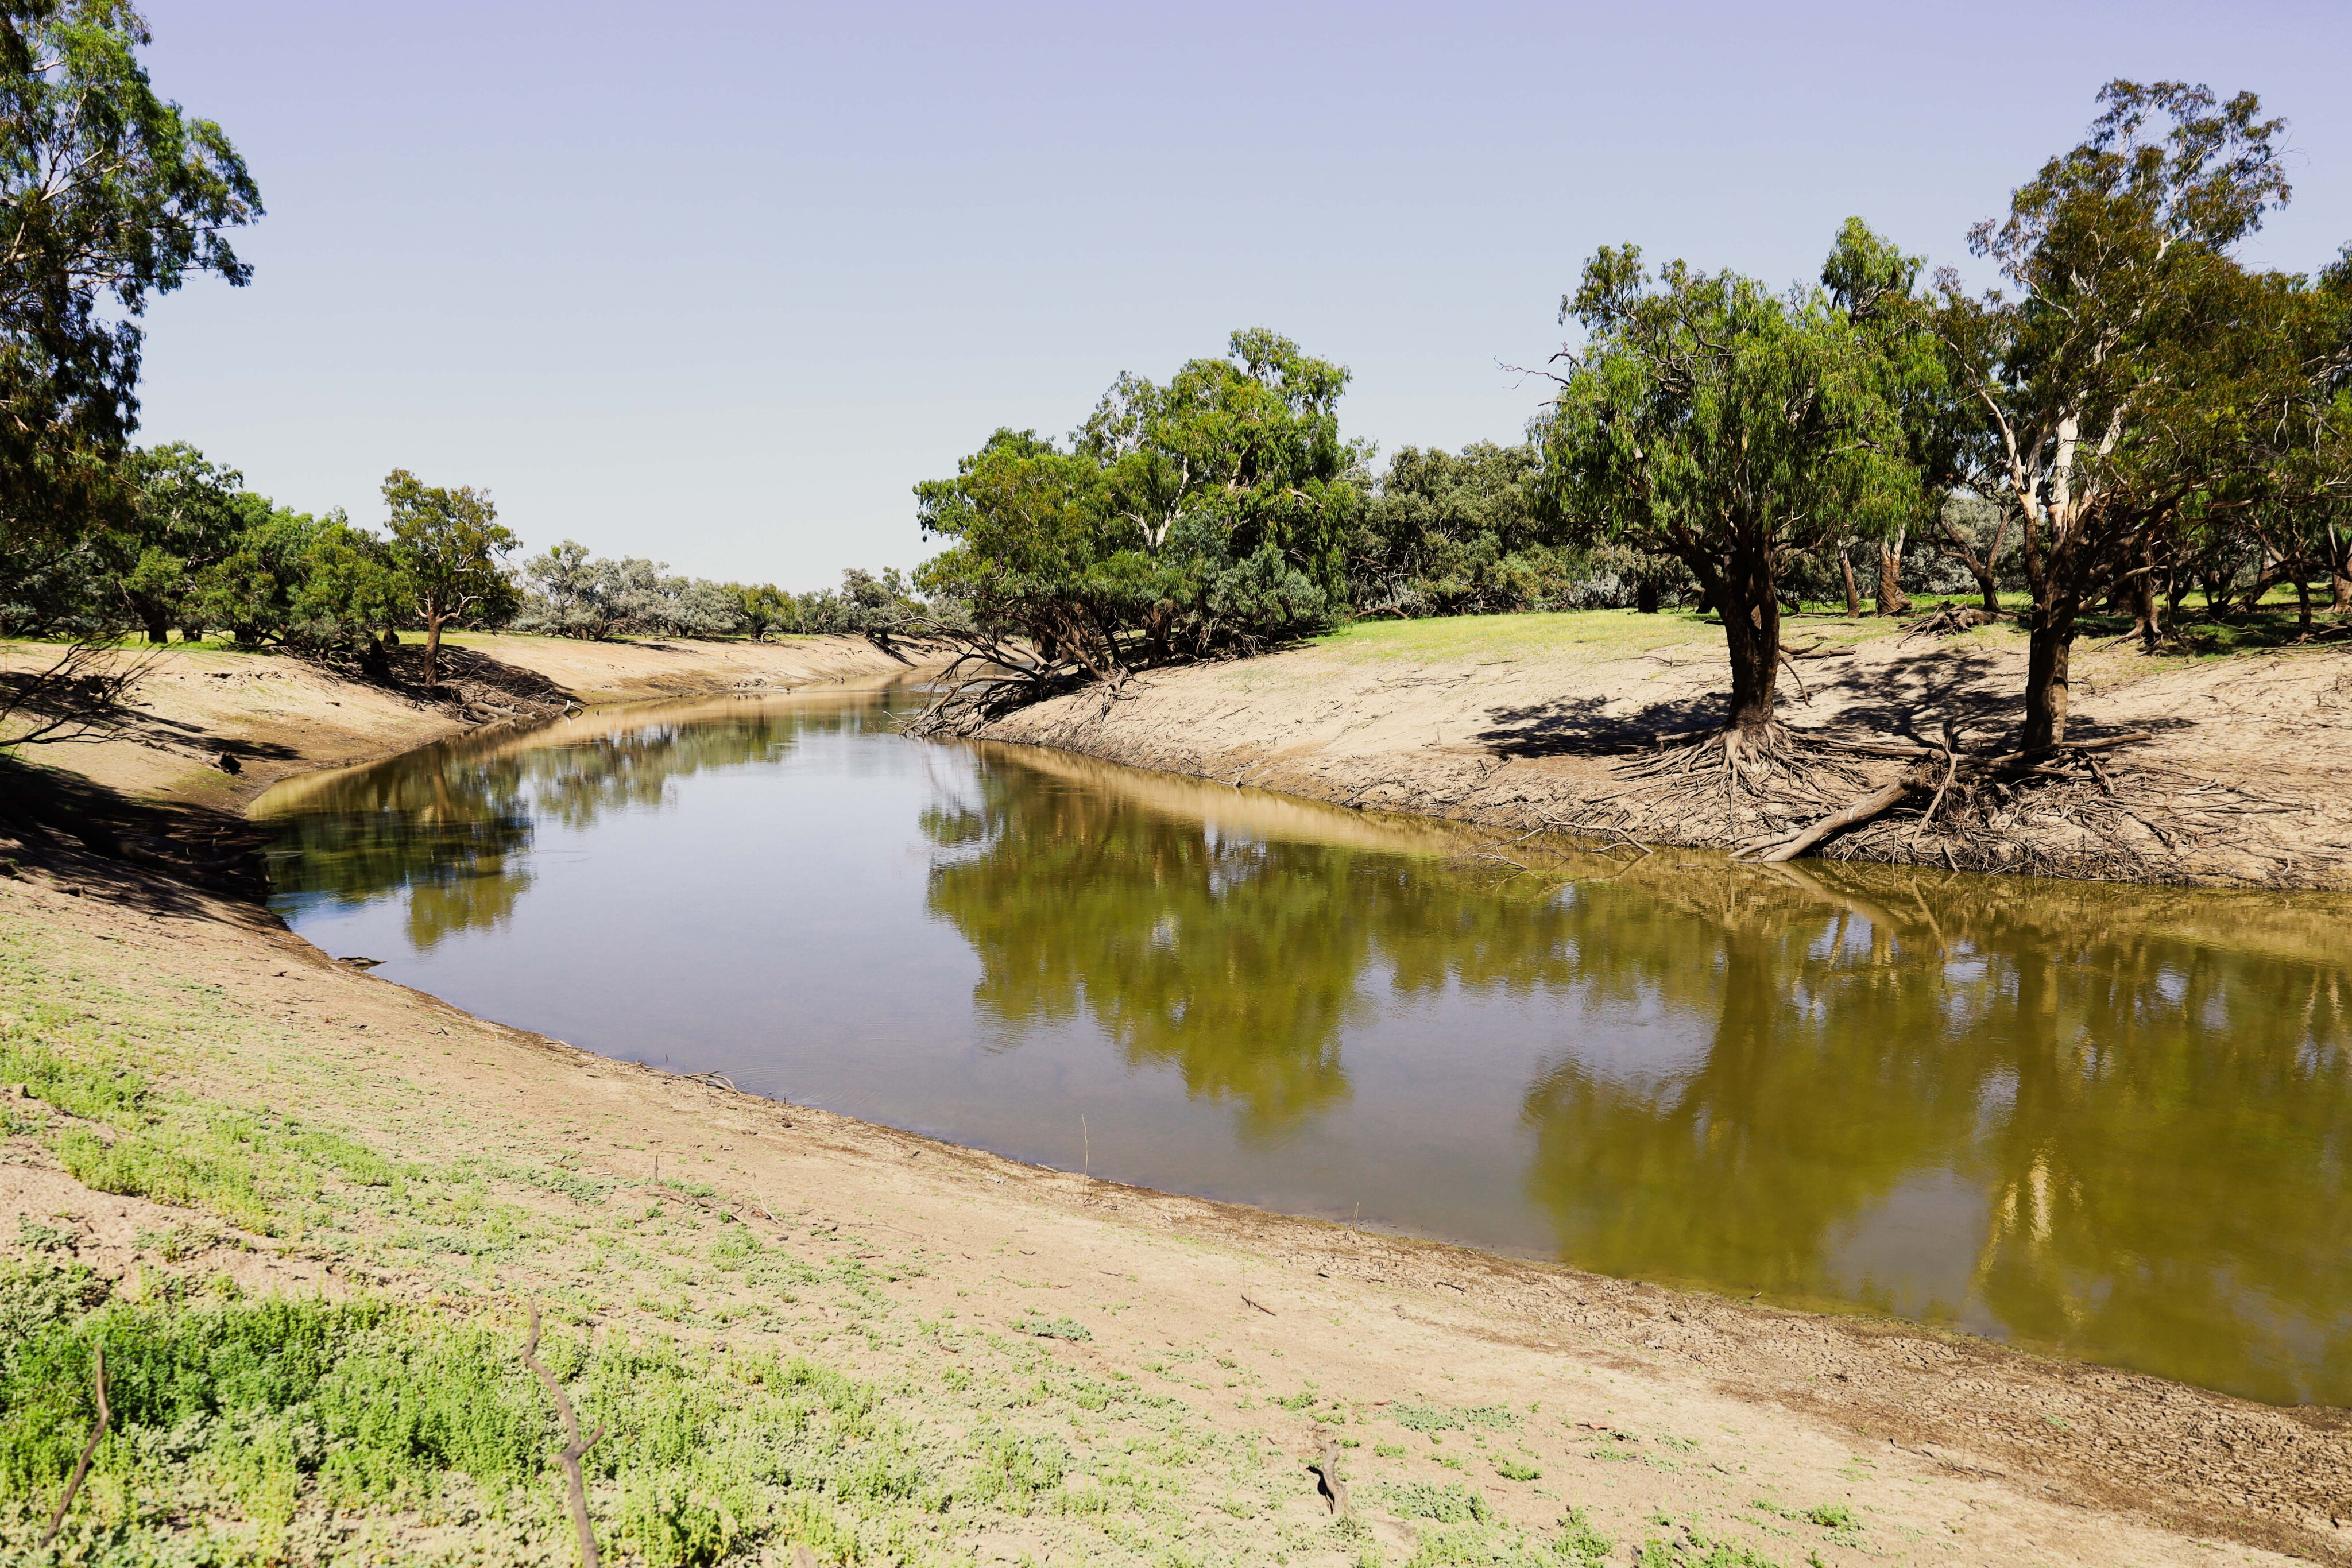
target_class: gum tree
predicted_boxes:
[0,0,260,611]
[912,330,1365,714]
[381,469,519,686]
[1934,80,2296,749]
[1535,231,1911,757]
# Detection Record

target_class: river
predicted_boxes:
[252,684,2352,1407]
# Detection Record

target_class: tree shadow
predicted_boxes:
[0,755,265,915]
[1475,692,1724,757]
[1473,640,2194,760]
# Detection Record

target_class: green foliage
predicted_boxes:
[1931,79,2346,745]
[0,1,260,633]
[1382,1480,1491,1522]
[1349,442,1676,617]
[965,1427,1070,1512]
[381,469,521,681]
[1391,1400,1519,1434]
[916,328,1364,677]
[0,1033,146,1122]
[1494,1457,1541,1481]
[1019,1314,1093,1342]
[1538,230,1913,729]
[1557,1505,1615,1562]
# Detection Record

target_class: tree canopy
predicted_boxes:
[915,330,1365,682]
[1933,80,2344,746]
[1536,230,1914,734]
[0,0,258,618]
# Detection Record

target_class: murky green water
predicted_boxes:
[254,687,2352,1407]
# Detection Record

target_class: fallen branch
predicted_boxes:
[523,1304,608,1568]
[1310,1439,1350,1516]
[1750,780,1913,863]
[38,1344,108,1548]
[1982,732,2153,770]
[1910,726,1962,842]
[1241,1292,1277,1316]
[1901,605,2008,641]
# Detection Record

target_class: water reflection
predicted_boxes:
[256,693,2352,1406]
[262,696,875,949]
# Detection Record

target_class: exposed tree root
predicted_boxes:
[901,639,1093,737]
[1537,721,2185,873]
[1900,604,2009,641]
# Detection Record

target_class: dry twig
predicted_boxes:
[39,1344,108,1548]
[524,1304,608,1568]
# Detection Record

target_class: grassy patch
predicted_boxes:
[1391,1399,1521,1434]
[1382,1479,1491,1522]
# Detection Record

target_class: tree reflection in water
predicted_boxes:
[258,699,868,950]
[1517,864,2352,1406]
[923,752,2352,1402]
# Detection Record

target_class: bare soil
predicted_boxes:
[0,623,2346,1562]
[969,612,2352,888]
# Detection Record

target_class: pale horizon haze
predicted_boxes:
[133,1,2352,590]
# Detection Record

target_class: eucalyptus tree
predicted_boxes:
[1536,230,1912,753]
[381,469,520,685]
[0,0,259,611]
[915,330,1364,700]
[1932,80,2304,748]
[113,441,251,639]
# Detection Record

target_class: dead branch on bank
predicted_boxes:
[523,1304,607,1568]
[0,641,165,747]
[1900,604,2009,641]
[899,625,1097,738]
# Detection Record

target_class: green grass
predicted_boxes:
[1390,1399,1522,1434]
[1310,608,1727,664]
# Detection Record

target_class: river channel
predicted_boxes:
[253,685,2352,1408]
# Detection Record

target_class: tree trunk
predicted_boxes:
[2295,575,2312,634]
[1976,568,2001,616]
[180,625,203,644]
[1875,529,1910,616]
[424,614,444,687]
[2022,590,2078,752]
[2335,574,2351,616]
[2130,534,2161,652]
[1715,539,1780,732]
[142,613,168,645]
[1839,551,1860,617]
[1634,578,1659,614]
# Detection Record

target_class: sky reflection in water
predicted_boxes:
[256,690,2352,1407]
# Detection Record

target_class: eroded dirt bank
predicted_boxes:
[1,854,2346,1565]
[0,633,937,895]
[969,612,2352,888]
[3,631,938,816]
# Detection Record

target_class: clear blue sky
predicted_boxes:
[136,1,2352,589]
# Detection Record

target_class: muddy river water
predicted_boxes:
[254,686,2352,1407]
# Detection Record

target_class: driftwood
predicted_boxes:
[523,1304,608,1568]
[1900,604,2009,641]
[38,1345,108,1548]
[1310,1440,1351,1516]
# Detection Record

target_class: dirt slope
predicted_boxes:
[971,613,2352,887]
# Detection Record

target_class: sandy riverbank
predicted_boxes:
[0,630,2346,1563]
[970,611,2352,888]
